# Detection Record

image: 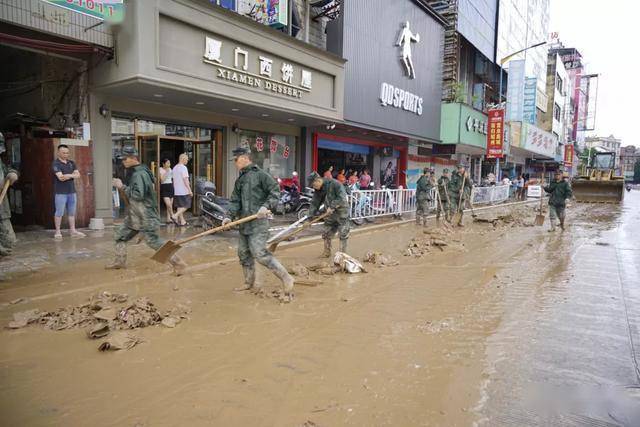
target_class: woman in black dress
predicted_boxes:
[159,158,174,224]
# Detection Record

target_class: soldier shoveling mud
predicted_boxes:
[543,170,573,232]
[0,132,19,268]
[223,147,294,302]
[448,163,472,226]
[415,168,435,226]
[437,168,451,223]
[307,172,351,258]
[107,147,187,275]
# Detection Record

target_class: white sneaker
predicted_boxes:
[54,232,63,240]
[71,231,86,238]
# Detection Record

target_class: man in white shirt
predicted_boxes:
[171,153,192,226]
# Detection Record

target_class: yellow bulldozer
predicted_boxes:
[572,148,624,203]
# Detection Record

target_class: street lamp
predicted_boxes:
[495,41,547,179]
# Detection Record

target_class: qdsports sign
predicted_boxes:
[379,82,423,116]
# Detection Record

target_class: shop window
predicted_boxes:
[238,130,296,179]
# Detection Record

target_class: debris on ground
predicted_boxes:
[6,292,191,342]
[333,252,367,274]
[308,262,341,276]
[363,251,399,267]
[98,331,143,351]
[287,263,311,278]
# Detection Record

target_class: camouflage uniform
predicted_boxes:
[436,173,451,222]
[310,177,350,256]
[228,163,293,293]
[0,161,18,257]
[447,170,472,224]
[544,179,572,231]
[415,172,434,225]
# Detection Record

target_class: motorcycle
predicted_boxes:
[276,184,313,220]
[196,179,231,229]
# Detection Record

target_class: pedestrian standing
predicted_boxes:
[415,167,434,226]
[543,171,573,232]
[52,144,85,239]
[516,174,525,200]
[437,168,451,222]
[107,147,186,274]
[308,172,350,257]
[348,171,358,187]
[359,168,371,189]
[448,164,472,226]
[171,153,192,226]
[0,132,19,260]
[222,147,294,301]
[336,168,346,184]
[323,166,333,179]
[159,158,174,224]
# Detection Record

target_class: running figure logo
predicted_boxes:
[396,21,420,79]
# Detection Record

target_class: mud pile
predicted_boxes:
[363,251,399,267]
[404,227,456,257]
[473,205,537,228]
[7,292,190,350]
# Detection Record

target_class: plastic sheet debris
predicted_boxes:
[333,252,367,274]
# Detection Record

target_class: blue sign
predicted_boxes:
[523,77,537,125]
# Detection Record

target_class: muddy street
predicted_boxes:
[1,196,639,426]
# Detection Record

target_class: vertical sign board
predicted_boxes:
[505,59,525,122]
[486,109,505,159]
[42,0,125,23]
[564,144,574,166]
[523,77,537,125]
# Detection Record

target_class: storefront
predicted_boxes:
[507,122,559,179]
[314,0,445,188]
[90,0,344,221]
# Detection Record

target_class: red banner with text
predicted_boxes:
[486,109,504,159]
[563,144,574,166]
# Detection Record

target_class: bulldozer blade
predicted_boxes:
[151,240,181,264]
[572,179,624,203]
[534,214,545,226]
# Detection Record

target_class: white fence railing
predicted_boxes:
[348,184,511,221]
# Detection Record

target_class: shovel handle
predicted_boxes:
[0,180,10,205]
[271,211,331,246]
[175,214,259,245]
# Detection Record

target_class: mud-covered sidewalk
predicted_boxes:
[1,196,639,426]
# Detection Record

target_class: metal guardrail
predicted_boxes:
[348,184,511,221]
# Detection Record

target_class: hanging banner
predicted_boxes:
[564,144,574,166]
[486,109,504,159]
[42,0,125,23]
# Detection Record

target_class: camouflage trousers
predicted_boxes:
[416,198,431,224]
[436,201,450,221]
[322,217,350,243]
[114,224,164,251]
[0,218,17,257]
[549,204,566,229]
[238,229,286,272]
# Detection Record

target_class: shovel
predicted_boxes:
[451,174,467,225]
[152,214,258,263]
[0,180,10,205]
[268,211,331,253]
[535,167,546,226]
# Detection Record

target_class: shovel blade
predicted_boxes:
[451,212,462,225]
[534,214,545,226]
[151,240,181,264]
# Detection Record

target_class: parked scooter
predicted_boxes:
[196,179,231,229]
[278,185,313,220]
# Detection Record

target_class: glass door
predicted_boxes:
[137,134,160,210]
[193,138,215,215]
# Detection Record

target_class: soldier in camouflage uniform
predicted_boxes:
[107,146,186,275]
[447,164,472,226]
[436,168,451,222]
[0,132,19,259]
[308,172,350,257]
[222,147,294,300]
[544,171,573,232]
[415,168,435,226]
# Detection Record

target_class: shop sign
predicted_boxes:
[432,144,456,155]
[269,136,279,153]
[255,137,264,152]
[237,0,288,29]
[204,37,312,100]
[465,115,487,135]
[42,0,125,23]
[523,77,537,125]
[379,82,423,115]
[521,123,556,158]
[564,144,574,166]
[486,109,504,158]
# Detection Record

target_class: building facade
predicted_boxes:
[619,145,639,182]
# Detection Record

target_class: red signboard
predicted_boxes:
[486,109,504,159]
[564,144,574,166]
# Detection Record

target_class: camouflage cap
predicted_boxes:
[230,146,251,160]
[307,171,322,186]
[423,167,430,174]
[457,163,468,169]
[443,168,449,173]
[118,145,139,159]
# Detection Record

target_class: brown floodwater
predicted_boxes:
[1,197,638,426]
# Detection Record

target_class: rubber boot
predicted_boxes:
[235,265,259,292]
[169,254,187,276]
[548,219,556,232]
[270,260,294,302]
[416,216,423,226]
[321,239,332,258]
[105,242,127,269]
[339,239,348,254]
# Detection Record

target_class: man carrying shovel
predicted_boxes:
[0,132,19,260]
[448,164,472,226]
[106,146,187,275]
[543,170,572,232]
[415,168,435,226]
[308,172,350,258]
[222,147,294,300]
[436,168,451,223]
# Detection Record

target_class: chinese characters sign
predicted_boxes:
[521,123,557,158]
[564,144,574,166]
[523,77,537,125]
[486,109,504,159]
[42,0,124,23]
[203,36,312,100]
